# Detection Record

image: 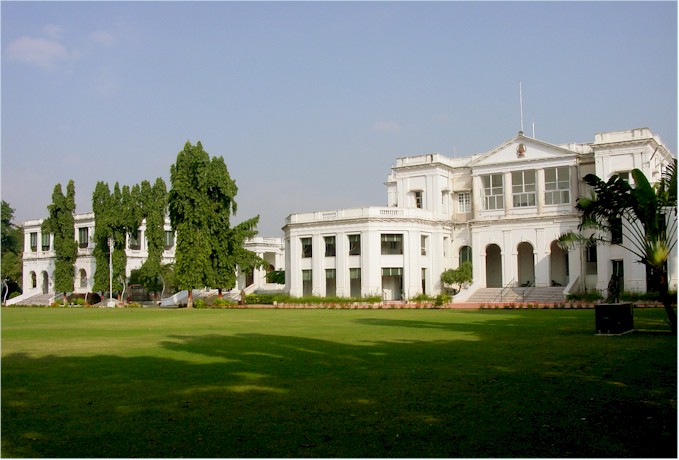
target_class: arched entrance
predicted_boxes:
[485,244,502,288]
[550,241,569,287]
[517,242,535,287]
[41,271,49,294]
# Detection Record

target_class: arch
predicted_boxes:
[41,271,49,294]
[485,244,502,288]
[79,269,88,289]
[459,245,472,266]
[549,240,569,287]
[30,271,37,289]
[517,242,535,287]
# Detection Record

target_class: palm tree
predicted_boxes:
[559,161,677,333]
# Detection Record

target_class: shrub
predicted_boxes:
[566,291,603,302]
[434,293,450,306]
[193,299,206,309]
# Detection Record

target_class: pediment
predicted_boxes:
[469,135,577,169]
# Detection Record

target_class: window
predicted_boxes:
[586,245,598,262]
[381,234,403,255]
[348,234,361,256]
[30,232,38,252]
[350,268,361,298]
[79,269,87,289]
[512,170,536,207]
[78,227,89,249]
[164,231,175,249]
[325,269,336,297]
[458,192,471,213]
[610,217,623,244]
[414,191,423,209]
[616,171,631,183]
[420,235,428,256]
[545,167,570,205]
[41,233,50,251]
[459,246,472,265]
[421,268,427,295]
[302,269,312,296]
[31,272,37,288]
[301,237,312,258]
[482,174,504,210]
[324,236,336,257]
[129,230,141,250]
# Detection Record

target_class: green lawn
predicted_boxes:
[2,307,676,458]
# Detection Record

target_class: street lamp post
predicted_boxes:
[108,238,115,307]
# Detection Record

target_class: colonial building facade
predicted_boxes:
[16,213,285,303]
[14,127,676,305]
[283,128,677,301]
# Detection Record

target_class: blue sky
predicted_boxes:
[2,1,677,237]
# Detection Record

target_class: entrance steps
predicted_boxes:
[466,286,565,304]
[9,292,55,306]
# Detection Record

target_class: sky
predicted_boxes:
[2,1,677,237]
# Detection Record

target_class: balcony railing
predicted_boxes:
[286,206,435,226]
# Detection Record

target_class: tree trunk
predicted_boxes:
[659,270,677,334]
[187,289,193,309]
[218,288,223,299]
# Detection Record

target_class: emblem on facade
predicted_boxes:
[516,143,527,157]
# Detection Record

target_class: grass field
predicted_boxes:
[2,307,676,458]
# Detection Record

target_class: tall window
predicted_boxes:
[350,268,361,298]
[301,237,312,258]
[381,234,403,255]
[129,230,141,250]
[78,227,89,248]
[302,270,312,296]
[414,191,423,209]
[420,235,428,256]
[545,167,570,205]
[325,269,336,297]
[30,232,38,252]
[164,231,175,249]
[41,233,50,251]
[459,246,472,265]
[512,170,536,207]
[458,192,471,213]
[324,236,336,257]
[482,174,503,210]
[348,234,361,256]
[610,217,623,244]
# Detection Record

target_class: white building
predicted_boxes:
[283,128,677,302]
[16,213,284,304]
[14,127,676,305]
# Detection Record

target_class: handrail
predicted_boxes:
[494,278,515,302]
[522,283,535,302]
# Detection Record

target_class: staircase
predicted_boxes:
[466,287,565,304]
[9,292,55,306]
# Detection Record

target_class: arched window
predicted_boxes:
[79,269,88,289]
[459,246,472,265]
[30,272,37,289]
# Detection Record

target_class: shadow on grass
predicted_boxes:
[2,317,676,458]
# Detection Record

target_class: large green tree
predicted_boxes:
[92,181,143,298]
[559,162,677,333]
[168,141,262,307]
[138,178,168,295]
[41,180,77,301]
[1,200,23,299]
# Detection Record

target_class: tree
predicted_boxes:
[559,162,677,333]
[1,201,23,300]
[41,180,77,302]
[441,261,473,294]
[168,141,262,307]
[138,178,168,295]
[92,181,144,299]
